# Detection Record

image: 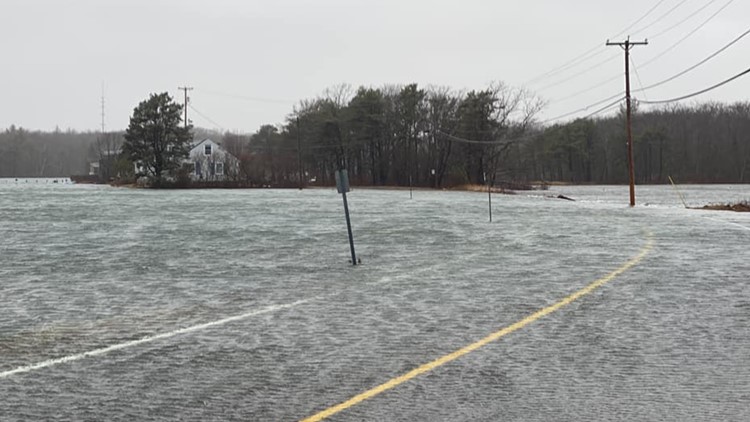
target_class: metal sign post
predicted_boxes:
[485,172,492,223]
[335,169,357,266]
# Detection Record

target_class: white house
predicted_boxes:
[189,138,240,182]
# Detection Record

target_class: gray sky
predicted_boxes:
[2,0,748,133]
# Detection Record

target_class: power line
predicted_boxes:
[649,0,720,39]
[522,0,668,87]
[638,66,750,105]
[639,0,736,68]
[434,129,514,145]
[533,0,690,92]
[582,97,624,119]
[541,94,625,123]
[546,0,734,107]
[612,0,671,39]
[551,24,750,117]
[197,89,295,105]
[523,46,604,88]
[535,52,620,93]
[635,26,750,93]
[188,104,224,131]
[630,56,648,101]
[629,0,692,37]
[550,72,623,105]
[247,143,344,151]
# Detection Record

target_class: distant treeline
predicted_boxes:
[2,84,749,185]
[517,102,750,184]
[0,126,97,178]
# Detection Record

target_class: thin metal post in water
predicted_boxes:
[296,117,303,190]
[488,180,492,222]
[342,190,357,266]
[336,169,357,266]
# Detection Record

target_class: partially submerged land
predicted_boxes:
[700,201,750,212]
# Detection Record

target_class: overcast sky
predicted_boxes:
[2,0,748,133]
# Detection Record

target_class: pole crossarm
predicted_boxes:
[605,38,649,48]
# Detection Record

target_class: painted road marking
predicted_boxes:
[302,235,654,422]
[0,298,314,379]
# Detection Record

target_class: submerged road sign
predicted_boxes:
[335,169,357,266]
[335,169,350,194]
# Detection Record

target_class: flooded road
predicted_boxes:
[1,182,748,421]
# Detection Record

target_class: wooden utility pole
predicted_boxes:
[100,82,106,133]
[607,37,647,207]
[178,86,194,128]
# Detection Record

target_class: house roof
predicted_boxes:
[190,138,217,149]
[189,138,239,160]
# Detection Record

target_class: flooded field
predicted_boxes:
[1,182,749,421]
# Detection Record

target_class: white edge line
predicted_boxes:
[0,298,313,379]
[703,215,750,232]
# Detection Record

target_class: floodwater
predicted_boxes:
[1,181,748,421]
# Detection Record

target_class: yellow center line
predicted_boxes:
[302,233,654,422]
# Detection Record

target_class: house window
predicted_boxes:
[195,161,202,176]
[204,144,212,155]
[216,162,224,175]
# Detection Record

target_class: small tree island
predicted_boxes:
[122,92,193,186]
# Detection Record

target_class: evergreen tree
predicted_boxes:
[123,92,192,185]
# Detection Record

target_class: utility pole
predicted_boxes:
[607,37,647,207]
[178,86,194,128]
[100,82,106,133]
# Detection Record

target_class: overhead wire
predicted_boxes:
[197,89,295,105]
[638,66,750,104]
[434,128,547,147]
[581,98,624,119]
[547,24,750,119]
[543,0,687,96]
[434,129,515,145]
[246,143,345,151]
[542,0,736,119]
[639,0,736,68]
[528,0,688,93]
[630,56,649,101]
[188,3,746,142]
[541,94,625,123]
[522,0,668,87]
[535,53,621,93]
[634,26,750,93]
[649,0,720,39]
[628,0,693,37]
[188,104,225,132]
